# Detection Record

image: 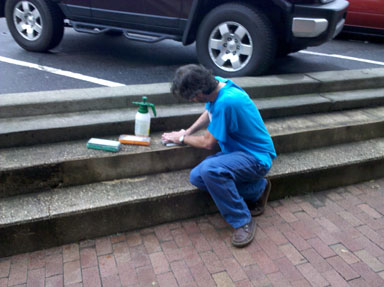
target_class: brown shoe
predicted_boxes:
[232,218,257,248]
[247,179,271,217]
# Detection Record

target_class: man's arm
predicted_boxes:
[162,126,217,150]
[162,110,210,143]
[185,110,210,135]
[183,129,217,150]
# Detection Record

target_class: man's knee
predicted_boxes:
[190,165,204,188]
[190,167,199,185]
[200,160,231,183]
[190,160,216,188]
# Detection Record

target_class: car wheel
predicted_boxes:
[5,0,64,52]
[196,3,276,77]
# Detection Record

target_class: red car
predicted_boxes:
[344,0,384,36]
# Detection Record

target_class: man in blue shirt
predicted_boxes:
[162,64,276,247]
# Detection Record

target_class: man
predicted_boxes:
[162,64,276,247]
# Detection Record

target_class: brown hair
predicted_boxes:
[171,64,218,100]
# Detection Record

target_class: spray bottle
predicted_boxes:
[132,96,157,137]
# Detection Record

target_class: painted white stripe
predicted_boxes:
[299,50,384,66]
[0,55,125,87]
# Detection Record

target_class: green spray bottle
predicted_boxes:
[132,97,157,137]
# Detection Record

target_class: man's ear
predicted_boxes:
[196,93,206,102]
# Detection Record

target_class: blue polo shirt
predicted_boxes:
[206,77,276,168]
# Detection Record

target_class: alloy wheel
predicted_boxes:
[13,1,43,41]
[208,21,253,72]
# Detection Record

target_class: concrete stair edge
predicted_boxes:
[1,138,384,257]
[3,138,384,225]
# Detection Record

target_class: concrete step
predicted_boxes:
[2,87,384,148]
[1,137,384,257]
[2,106,384,198]
[2,68,384,118]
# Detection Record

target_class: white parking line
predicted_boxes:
[299,50,384,66]
[0,55,125,87]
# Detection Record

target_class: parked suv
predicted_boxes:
[0,0,348,77]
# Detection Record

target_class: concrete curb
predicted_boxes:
[1,68,384,118]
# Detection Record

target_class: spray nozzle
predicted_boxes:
[132,96,157,117]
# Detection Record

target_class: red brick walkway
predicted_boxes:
[2,179,384,287]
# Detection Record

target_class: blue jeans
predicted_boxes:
[190,151,270,228]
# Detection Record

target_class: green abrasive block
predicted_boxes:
[87,138,121,152]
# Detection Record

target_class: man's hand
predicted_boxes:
[162,129,186,144]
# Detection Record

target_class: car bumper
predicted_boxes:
[290,0,349,47]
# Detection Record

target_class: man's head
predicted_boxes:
[171,64,218,102]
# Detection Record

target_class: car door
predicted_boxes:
[347,0,384,29]
[61,0,92,19]
[90,0,183,33]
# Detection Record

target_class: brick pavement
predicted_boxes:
[1,178,384,286]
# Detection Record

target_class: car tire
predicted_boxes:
[5,0,64,52]
[196,3,276,77]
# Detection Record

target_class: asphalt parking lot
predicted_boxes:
[0,18,383,95]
